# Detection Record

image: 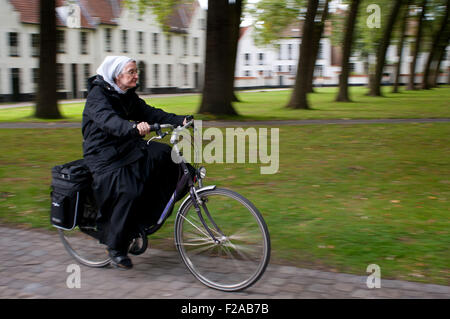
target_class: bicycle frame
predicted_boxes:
[144,122,224,243]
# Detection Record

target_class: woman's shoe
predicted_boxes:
[107,248,133,270]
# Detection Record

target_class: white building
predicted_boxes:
[235,22,449,89]
[0,0,206,102]
[235,24,339,89]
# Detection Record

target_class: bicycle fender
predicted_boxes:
[177,185,217,214]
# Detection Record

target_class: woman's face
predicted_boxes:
[115,61,139,90]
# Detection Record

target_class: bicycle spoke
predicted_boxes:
[183,241,217,256]
[220,244,250,273]
[225,240,261,262]
[179,213,211,239]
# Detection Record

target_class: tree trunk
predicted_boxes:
[307,0,330,93]
[35,0,61,119]
[369,0,403,96]
[230,0,242,102]
[407,0,427,90]
[336,0,361,102]
[422,0,449,89]
[431,32,450,87]
[393,0,412,93]
[198,0,238,115]
[448,65,450,85]
[286,0,319,109]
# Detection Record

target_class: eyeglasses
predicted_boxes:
[122,69,139,76]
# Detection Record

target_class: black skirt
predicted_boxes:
[91,141,182,252]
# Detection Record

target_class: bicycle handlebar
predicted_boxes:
[146,117,194,145]
[149,123,173,132]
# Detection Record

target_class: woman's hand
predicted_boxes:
[136,122,151,136]
[183,115,194,126]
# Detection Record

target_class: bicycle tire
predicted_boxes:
[174,188,270,292]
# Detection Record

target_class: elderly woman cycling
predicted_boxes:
[82,56,190,269]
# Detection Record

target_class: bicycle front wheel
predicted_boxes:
[174,188,270,292]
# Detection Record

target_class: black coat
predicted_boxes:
[82,75,185,174]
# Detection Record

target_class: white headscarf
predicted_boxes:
[96,56,134,94]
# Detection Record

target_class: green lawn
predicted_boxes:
[0,123,449,285]
[0,86,449,122]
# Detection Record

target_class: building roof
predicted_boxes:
[280,21,304,38]
[9,0,96,29]
[78,0,122,26]
[166,1,199,33]
[8,0,199,31]
[239,26,251,39]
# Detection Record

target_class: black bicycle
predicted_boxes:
[58,120,271,292]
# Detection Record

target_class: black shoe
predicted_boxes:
[107,248,133,270]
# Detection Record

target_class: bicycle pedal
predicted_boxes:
[128,234,148,255]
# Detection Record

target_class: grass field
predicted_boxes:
[0,122,449,285]
[0,86,449,122]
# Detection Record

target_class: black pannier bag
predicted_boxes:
[50,159,92,230]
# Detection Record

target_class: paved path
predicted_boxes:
[1,118,449,129]
[0,225,448,299]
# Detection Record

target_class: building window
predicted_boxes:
[80,32,88,54]
[9,32,19,56]
[152,33,159,55]
[57,30,65,53]
[193,37,199,56]
[138,31,144,54]
[56,64,65,90]
[11,68,20,98]
[84,64,91,89]
[153,64,159,87]
[258,53,264,65]
[314,65,323,77]
[317,42,323,60]
[167,64,172,86]
[244,53,251,66]
[349,62,356,73]
[31,34,39,57]
[121,30,128,53]
[199,18,206,30]
[183,64,188,86]
[288,44,292,60]
[244,70,251,77]
[32,68,39,90]
[105,28,112,52]
[166,35,172,55]
[183,36,188,56]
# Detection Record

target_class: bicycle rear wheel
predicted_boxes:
[59,228,111,268]
[174,188,270,292]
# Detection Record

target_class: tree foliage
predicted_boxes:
[250,0,304,47]
[125,0,189,32]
